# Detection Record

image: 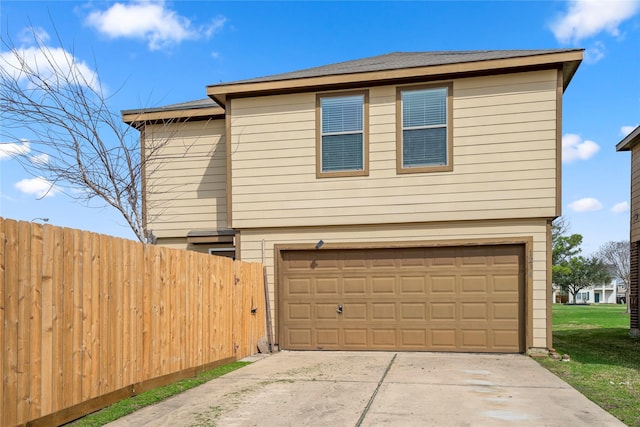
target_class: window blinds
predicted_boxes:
[321,95,364,172]
[402,88,447,167]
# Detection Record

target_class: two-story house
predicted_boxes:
[616,125,640,336]
[123,49,583,353]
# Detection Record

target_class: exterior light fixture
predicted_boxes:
[315,240,324,249]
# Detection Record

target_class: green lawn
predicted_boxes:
[537,304,640,426]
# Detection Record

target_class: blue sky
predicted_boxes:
[0,0,638,254]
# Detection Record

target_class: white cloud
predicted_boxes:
[569,197,603,212]
[15,177,59,198]
[562,133,600,163]
[85,1,226,51]
[621,125,638,136]
[584,41,606,64]
[18,26,50,44]
[611,201,630,213]
[550,0,640,43]
[0,140,30,160]
[0,32,100,91]
[30,153,50,165]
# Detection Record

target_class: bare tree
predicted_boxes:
[596,241,631,312]
[0,27,161,242]
[552,216,571,244]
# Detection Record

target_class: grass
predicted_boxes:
[536,304,640,426]
[66,361,250,427]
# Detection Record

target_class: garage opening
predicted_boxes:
[278,244,525,353]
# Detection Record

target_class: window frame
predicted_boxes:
[316,90,369,178]
[396,82,453,174]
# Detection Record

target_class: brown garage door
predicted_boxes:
[279,245,525,353]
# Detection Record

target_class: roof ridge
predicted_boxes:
[216,49,583,87]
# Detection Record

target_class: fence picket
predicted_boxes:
[0,219,5,423]
[0,218,264,426]
[30,223,44,418]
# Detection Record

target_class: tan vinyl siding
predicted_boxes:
[632,148,640,242]
[229,69,559,229]
[144,119,227,238]
[239,218,549,349]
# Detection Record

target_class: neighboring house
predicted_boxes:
[123,49,583,353]
[616,125,640,336]
[552,265,624,304]
[590,276,622,304]
[556,277,622,304]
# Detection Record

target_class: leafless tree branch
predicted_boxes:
[1,27,146,241]
[596,240,631,312]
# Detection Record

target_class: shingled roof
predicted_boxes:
[121,98,223,125]
[206,49,583,106]
[223,49,583,85]
[122,49,584,119]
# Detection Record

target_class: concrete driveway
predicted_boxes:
[108,351,624,427]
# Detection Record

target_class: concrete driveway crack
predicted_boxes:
[355,353,397,427]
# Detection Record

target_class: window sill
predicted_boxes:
[396,164,453,174]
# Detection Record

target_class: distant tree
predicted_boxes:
[554,256,613,303]
[551,218,583,282]
[0,27,181,243]
[596,241,630,312]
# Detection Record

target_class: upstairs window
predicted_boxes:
[397,83,452,173]
[317,91,369,177]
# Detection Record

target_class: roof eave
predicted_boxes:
[616,126,640,152]
[207,50,584,106]
[121,105,225,126]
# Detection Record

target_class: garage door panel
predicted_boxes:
[287,329,312,347]
[279,245,524,352]
[430,329,457,348]
[343,277,367,294]
[372,277,396,294]
[493,302,520,320]
[492,330,520,350]
[372,329,397,346]
[372,303,396,320]
[426,247,457,266]
[400,302,427,320]
[343,329,368,346]
[311,252,340,269]
[461,303,488,320]
[401,329,427,346]
[342,303,367,320]
[462,330,489,348]
[287,303,312,321]
[399,276,426,293]
[430,303,455,320]
[287,278,312,295]
[341,253,367,269]
[460,276,488,293]
[430,276,457,293]
[493,275,520,292]
[316,329,340,347]
[492,247,522,265]
[316,303,340,320]
[316,278,339,295]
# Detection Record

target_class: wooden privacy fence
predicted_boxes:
[0,218,266,427]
